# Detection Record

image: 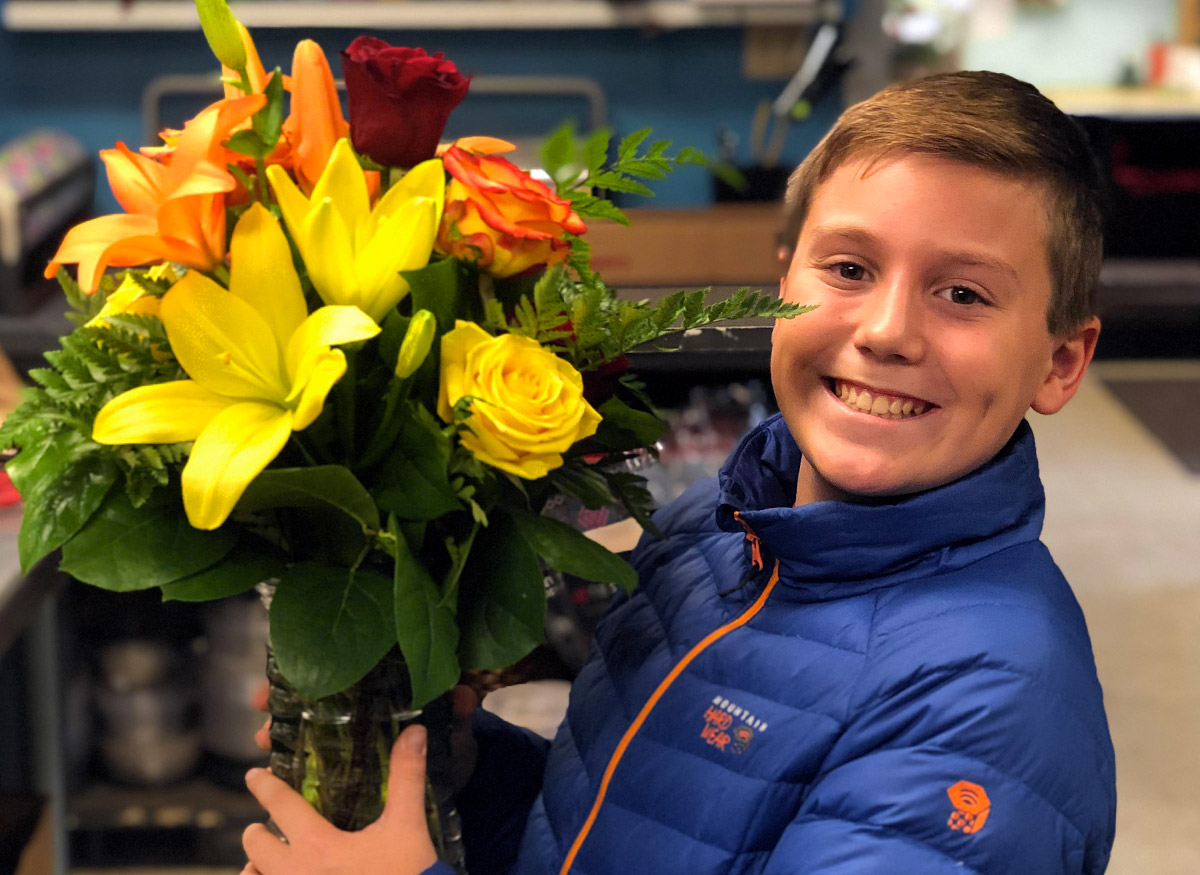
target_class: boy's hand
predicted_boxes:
[252,683,478,784]
[241,724,438,875]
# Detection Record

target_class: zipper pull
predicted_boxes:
[733,511,763,571]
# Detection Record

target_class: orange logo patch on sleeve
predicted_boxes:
[946,780,990,834]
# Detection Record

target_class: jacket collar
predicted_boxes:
[716,413,1046,590]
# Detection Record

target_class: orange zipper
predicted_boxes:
[557,555,781,874]
[734,510,763,571]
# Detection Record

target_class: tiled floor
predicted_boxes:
[74,364,1200,874]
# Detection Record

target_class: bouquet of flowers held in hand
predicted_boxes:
[0,0,803,860]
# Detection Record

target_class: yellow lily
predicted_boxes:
[267,138,444,323]
[92,204,380,530]
[85,267,172,328]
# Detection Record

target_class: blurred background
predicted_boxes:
[0,0,1197,872]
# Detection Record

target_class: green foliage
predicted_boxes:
[270,563,396,699]
[508,508,637,591]
[390,516,460,708]
[60,489,238,591]
[373,403,461,521]
[160,537,286,601]
[237,465,381,534]
[456,513,545,671]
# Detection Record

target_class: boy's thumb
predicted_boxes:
[383,724,429,826]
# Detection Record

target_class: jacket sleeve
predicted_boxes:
[760,649,1115,875]
[455,707,551,875]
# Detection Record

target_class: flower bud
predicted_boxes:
[396,309,436,379]
[195,0,248,73]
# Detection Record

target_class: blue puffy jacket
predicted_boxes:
[436,415,1116,875]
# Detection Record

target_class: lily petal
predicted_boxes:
[311,139,370,235]
[92,380,229,444]
[285,40,348,195]
[266,164,313,245]
[370,158,446,239]
[45,213,159,291]
[303,197,359,309]
[356,197,438,320]
[162,272,289,401]
[286,349,347,430]
[181,401,293,529]
[284,304,380,384]
[229,203,307,346]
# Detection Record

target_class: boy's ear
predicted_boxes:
[1030,316,1101,415]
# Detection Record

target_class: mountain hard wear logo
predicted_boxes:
[946,780,990,834]
[701,695,766,754]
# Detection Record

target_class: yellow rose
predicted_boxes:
[438,321,601,479]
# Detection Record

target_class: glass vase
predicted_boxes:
[257,583,467,873]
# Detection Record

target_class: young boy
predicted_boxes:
[241,70,1116,875]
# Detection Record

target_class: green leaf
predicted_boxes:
[60,490,238,592]
[252,68,285,149]
[195,0,247,72]
[404,257,478,334]
[457,513,545,671]
[224,129,269,160]
[583,127,612,178]
[270,563,395,699]
[374,404,461,521]
[567,196,629,226]
[508,509,637,591]
[160,538,286,602]
[391,516,460,709]
[595,395,666,449]
[540,120,577,183]
[547,461,616,510]
[617,128,652,163]
[13,433,118,573]
[237,465,380,533]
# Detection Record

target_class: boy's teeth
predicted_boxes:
[833,380,929,420]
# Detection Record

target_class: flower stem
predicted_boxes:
[256,156,271,205]
[335,349,357,463]
[356,376,407,471]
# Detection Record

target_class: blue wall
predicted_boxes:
[0,2,842,214]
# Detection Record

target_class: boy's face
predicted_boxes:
[771,153,1098,505]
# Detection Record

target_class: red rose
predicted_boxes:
[339,37,470,168]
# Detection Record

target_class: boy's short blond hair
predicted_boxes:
[785,71,1103,336]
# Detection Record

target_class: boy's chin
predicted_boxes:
[800,455,981,505]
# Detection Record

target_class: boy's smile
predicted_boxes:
[772,154,1099,505]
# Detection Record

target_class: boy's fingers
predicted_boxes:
[251,681,269,712]
[244,767,327,839]
[242,822,288,874]
[451,684,479,719]
[382,724,429,825]
[254,716,271,752]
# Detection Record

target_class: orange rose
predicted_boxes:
[436,145,586,278]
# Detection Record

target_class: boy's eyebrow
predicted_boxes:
[805,224,1021,283]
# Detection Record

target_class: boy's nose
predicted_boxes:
[852,280,925,362]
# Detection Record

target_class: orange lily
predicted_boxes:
[223,22,271,98]
[281,39,349,194]
[47,93,264,292]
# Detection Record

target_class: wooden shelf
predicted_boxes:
[3,0,832,32]
[1044,86,1200,119]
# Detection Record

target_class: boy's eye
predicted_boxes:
[941,286,986,306]
[836,262,866,280]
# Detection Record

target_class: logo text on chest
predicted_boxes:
[701,695,768,754]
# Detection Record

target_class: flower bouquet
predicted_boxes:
[0,0,803,867]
